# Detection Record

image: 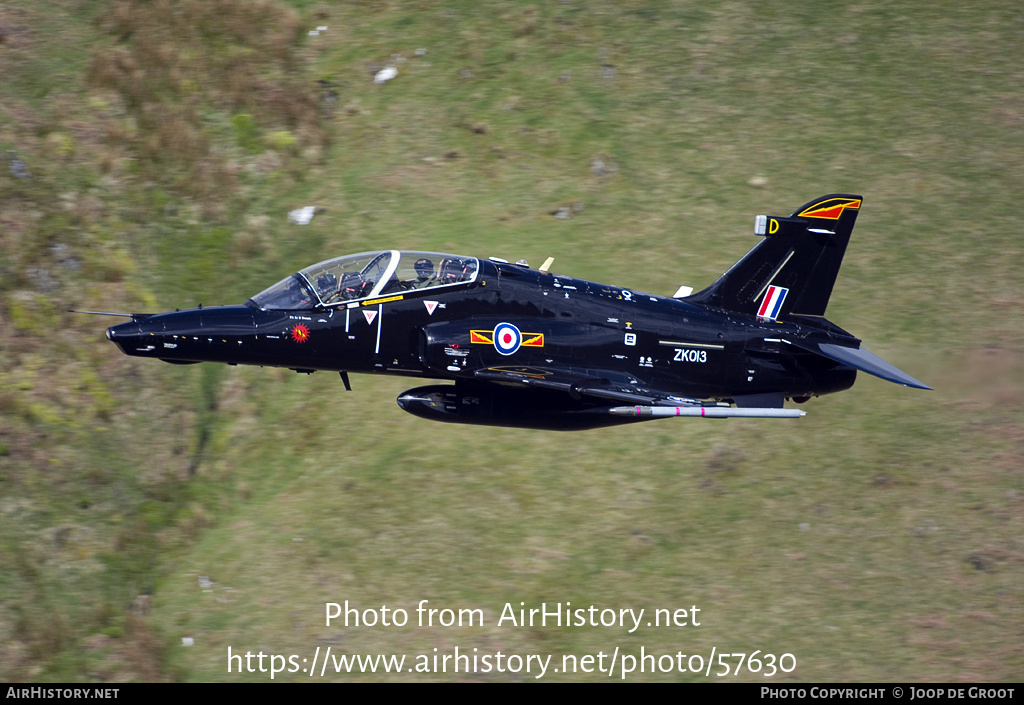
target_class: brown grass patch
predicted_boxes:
[87,0,322,200]
[955,346,1024,410]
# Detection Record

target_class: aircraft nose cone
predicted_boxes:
[106,318,150,354]
[106,314,169,356]
[107,320,136,351]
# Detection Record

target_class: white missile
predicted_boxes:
[609,406,806,419]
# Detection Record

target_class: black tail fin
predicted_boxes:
[688,194,862,319]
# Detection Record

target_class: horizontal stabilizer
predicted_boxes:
[813,343,932,390]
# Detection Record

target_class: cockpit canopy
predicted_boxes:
[249,250,480,310]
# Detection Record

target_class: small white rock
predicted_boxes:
[288,206,317,225]
[182,637,194,646]
[374,66,398,84]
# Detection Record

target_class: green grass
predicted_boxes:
[1,0,1022,682]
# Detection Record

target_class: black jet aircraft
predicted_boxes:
[97,194,929,430]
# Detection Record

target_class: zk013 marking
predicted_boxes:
[674,348,707,363]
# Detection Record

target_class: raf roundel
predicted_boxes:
[492,322,522,356]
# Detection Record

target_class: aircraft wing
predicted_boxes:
[473,366,700,406]
[470,366,805,419]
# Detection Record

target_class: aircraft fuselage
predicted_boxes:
[102,195,930,430]
[108,258,855,403]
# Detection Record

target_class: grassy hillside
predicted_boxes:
[2,0,1021,681]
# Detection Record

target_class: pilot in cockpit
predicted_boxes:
[316,273,337,301]
[412,258,438,288]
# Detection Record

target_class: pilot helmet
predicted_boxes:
[414,258,434,280]
[316,272,337,294]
